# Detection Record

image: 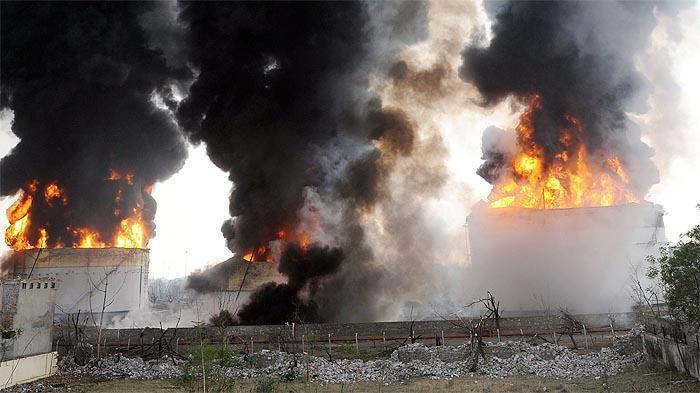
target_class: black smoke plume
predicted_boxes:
[461,1,661,194]
[238,244,343,325]
[176,2,371,256]
[178,2,426,323]
[185,258,237,293]
[1,2,189,247]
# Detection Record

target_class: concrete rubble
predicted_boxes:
[4,331,645,390]
[3,356,183,392]
[60,354,184,380]
[479,341,644,379]
[212,332,644,384]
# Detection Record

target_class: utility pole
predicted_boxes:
[184,249,189,277]
[463,216,471,263]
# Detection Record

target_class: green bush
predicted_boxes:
[337,344,358,358]
[210,310,236,327]
[280,368,298,382]
[336,343,377,361]
[649,205,700,332]
[185,344,240,369]
[254,379,276,393]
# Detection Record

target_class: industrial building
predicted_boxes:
[5,248,149,323]
[183,256,278,320]
[0,277,58,388]
[225,259,278,309]
[466,202,667,313]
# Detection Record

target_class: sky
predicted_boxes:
[1,1,698,279]
[644,4,700,245]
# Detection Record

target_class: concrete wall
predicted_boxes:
[1,278,56,361]
[54,312,631,351]
[642,333,700,379]
[0,351,57,389]
[7,248,149,320]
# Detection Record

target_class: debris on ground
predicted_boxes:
[5,355,185,393]
[212,332,644,384]
[4,330,645,390]
[60,354,184,380]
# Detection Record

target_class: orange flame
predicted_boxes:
[242,244,269,262]
[6,215,31,250]
[5,175,150,250]
[7,191,32,224]
[107,169,134,185]
[72,227,106,248]
[5,190,34,250]
[115,216,147,248]
[297,232,310,251]
[241,228,314,264]
[43,183,67,206]
[37,228,48,248]
[487,96,640,209]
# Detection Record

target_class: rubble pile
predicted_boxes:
[211,333,644,383]
[479,340,644,379]
[15,331,643,388]
[60,354,184,379]
[2,356,184,393]
[392,342,470,363]
[216,349,469,383]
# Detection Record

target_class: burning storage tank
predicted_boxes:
[185,255,278,314]
[467,202,666,313]
[2,171,153,323]
[458,1,675,313]
[464,89,666,313]
[4,248,149,322]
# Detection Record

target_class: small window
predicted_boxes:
[44,283,47,288]
[51,282,55,288]
[36,282,40,289]
[22,283,26,289]
[29,283,33,289]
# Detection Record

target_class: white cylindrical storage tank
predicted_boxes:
[466,202,666,313]
[6,247,149,322]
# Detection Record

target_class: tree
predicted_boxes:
[148,278,185,305]
[435,291,502,371]
[630,264,662,319]
[559,308,583,349]
[648,205,700,332]
[482,291,501,331]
